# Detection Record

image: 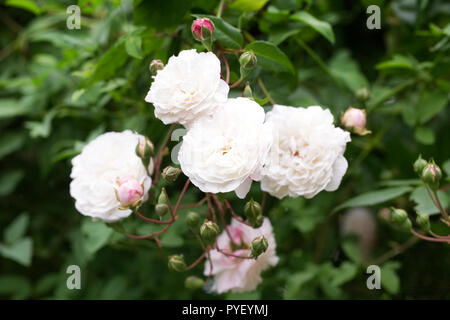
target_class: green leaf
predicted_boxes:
[329,50,368,93]
[416,89,448,124]
[414,126,435,145]
[341,239,363,264]
[228,0,269,11]
[6,0,41,15]
[4,213,29,244]
[334,187,412,212]
[0,170,25,197]
[89,39,128,84]
[0,132,26,161]
[0,237,33,267]
[0,99,32,118]
[125,34,143,59]
[193,15,243,49]
[381,261,401,295]
[81,219,113,256]
[330,262,359,287]
[245,41,294,74]
[284,265,318,299]
[409,186,449,215]
[0,275,31,299]
[443,159,450,177]
[290,11,335,44]
[135,0,193,30]
[376,54,416,71]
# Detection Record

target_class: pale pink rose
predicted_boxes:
[116,176,143,207]
[204,218,279,294]
[341,107,370,135]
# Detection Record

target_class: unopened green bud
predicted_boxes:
[421,162,442,190]
[356,87,369,102]
[244,198,261,221]
[416,213,430,231]
[168,255,186,272]
[200,220,220,244]
[186,211,201,228]
[158,190,167,204]
[239,51,257,70]
[136,137,154,159]
[155,203,169,217]
[185,276,204,290]
[244,82,253,99]
[251,236,268,258]
[162,166,182,183]
[400,217,412,231]
[413,154,427,174]
[252,214,264,228]
[391,208,408,224]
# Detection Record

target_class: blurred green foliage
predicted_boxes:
[0,0,449,299]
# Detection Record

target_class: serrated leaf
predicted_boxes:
[409,186,449,215]
[245,41,294,74]
[334,187,412,212]
[290,11,335,44]
[193,15,243,49]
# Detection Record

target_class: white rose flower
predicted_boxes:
[178,97,272,199]
[70,130,152,222]
[261,105,351,199]
[204,218,279,294]
[145,49,229,127]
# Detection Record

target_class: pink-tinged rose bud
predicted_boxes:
[341,107,371,135]
[149,59,164,75]
[116,176,144,207]
[191,18,214,42]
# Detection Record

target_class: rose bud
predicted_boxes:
[185,276,204,290]
[191,18,214,42]
[239,51,257,71]
[168,255,186,272]
[162,166,182,183]
[149,59,164,75]
[116,176,144,208]
[155,203,169,217]
[157,189,168,204]
[244,198,263,227]
[186,211,201,228]
[390,208,408,224]
[416,213,430,231]
[341,107,371,135]
[413,154,427,174]
[421,162,442,190]
[200,220,220,244]
[251,236,268,258]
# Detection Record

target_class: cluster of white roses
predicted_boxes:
[145,49,351,201]
[69,47,351,295]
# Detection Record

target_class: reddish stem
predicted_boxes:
[152,124,176,186]
[221,55,230,84]
[211,195,237,245]
[135,210,173,224]
[223,199,252,227]
[186,251,207,271]
[124,179,190,240]
[229,77,243,89]
[215,244,253,260]
[411,229,450,243]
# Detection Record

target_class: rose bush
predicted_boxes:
[1,0,449,300]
